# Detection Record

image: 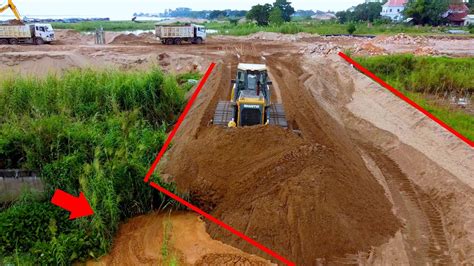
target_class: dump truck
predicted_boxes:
[213,63,288,128]
[155,24,206,45]
[0,24,55,45]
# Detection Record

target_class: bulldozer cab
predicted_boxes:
[213,63,287,129]
[233,64,271,104]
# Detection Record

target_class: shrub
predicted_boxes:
[347,23,357,35]
[0,68,199,264]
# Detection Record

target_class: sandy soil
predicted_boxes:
[87,212,273,265]
[1,30,473,265]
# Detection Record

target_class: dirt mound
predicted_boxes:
[354,42,388,55]
[109,33,159,45]
[162,59,400,264]
[54,29,93,45]
[88,212,271,266]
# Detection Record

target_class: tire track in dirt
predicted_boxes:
[366,149,453,265]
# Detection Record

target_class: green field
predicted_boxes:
[0,68,200,264]
[51,20,474,36]
[356,55,474,141]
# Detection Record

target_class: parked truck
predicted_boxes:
[0,24,55,45]
[155,24,206,45]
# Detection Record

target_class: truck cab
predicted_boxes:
[32,23,54,43]
[193,24,206,41]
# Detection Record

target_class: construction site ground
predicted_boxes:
[2,30,473,265]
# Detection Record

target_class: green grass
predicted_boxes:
[204,21,473,36]
[161,213,179,265]
[356,55,474,141]
[0,68,200,265]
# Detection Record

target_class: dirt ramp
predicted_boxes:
[164,120,399,264]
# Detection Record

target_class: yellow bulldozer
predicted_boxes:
[213,63,287,128]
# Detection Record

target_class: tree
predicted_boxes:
[209,10,227,20]
[269,7,285,25]
[468,0,474,13]
[403,0,449,26]
[336,10,350,23]
[247,4,273,26]
[336,3,382,23]
[273,0,295,22]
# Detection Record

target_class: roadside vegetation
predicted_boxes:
[51,19,473,36]
[356,55,474,141]
[0,68,200,264]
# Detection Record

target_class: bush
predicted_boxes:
[0,68,198,264]
[347,23,357,35]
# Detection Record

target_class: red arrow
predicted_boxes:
[51,189,94,220]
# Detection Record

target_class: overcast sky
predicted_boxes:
[0,0,361,19]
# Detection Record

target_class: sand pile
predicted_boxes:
[162,60,400,264]
[93,212,272,265]
[54,29,93,45]
[354,42,388,55]
[165,125,399,264]
[109,33,159,45]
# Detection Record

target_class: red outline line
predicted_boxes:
[149,181,295,266]
[338,52,474,148]
[144,62,216,183]
[143,63,295,265]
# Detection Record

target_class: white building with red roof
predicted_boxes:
[381,0,408,21]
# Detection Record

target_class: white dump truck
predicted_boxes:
[155,24,206,45]
[0,23,55,45]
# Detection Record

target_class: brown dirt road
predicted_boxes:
[2,30,473,265]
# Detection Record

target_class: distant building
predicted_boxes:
[381,0,408,21]
[445,1,469,26]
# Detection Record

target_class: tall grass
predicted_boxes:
[356,55,474,141]
[204,21,472,36]
[0,68,198,264]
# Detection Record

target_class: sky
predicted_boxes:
[0,0,362,20]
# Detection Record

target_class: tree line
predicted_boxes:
[336,0,472,26]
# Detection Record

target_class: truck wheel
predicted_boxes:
[165,39,173,45]
[196,38,203,45]
[161,39,166,45]
[34,38,44,45]
[0,39,8,45]
[9,39,18,45]
[174,38,182,45]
